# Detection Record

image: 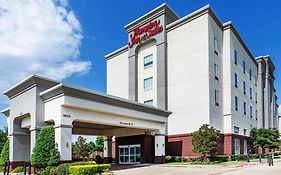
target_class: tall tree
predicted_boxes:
[94,136,104,152]
[0,128,8,153]
[250,128,280,151]
[72,136,90,160]
[0,139,9,165]
[192,124,220,158]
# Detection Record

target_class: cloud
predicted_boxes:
[0,0,91,104]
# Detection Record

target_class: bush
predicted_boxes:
[48,148,60,166]
[45,166,57,175]
[230,154,247,161]
[31,125,57,168]
[214,155,229,162]
[56,164,70,175]
[273,152,281,156]
[68,164,111,175]
[12,166,24,173]
[0,139,9,166]
[70,161,96,166]
[165,156,172,163]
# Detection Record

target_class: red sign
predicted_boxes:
[129,19,163,48]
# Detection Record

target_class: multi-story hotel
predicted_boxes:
[1,3,280,167]
[106,4,279,156]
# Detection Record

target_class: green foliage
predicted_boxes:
[56,164,70,175]
[230,154,247,161]
[72,136,91,160]
[31,125,56,168]
[89,136,104,152]
[68,164,111,175]
[48,148,60,166]
[250,128,280,150]
[192,124,220,157]
[0,139,9,165]
[0,128,7,153]
[12,166,24,173]
[213,155,229,162]
[45,166,57,175]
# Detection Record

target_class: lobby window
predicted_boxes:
[144,54,153,68]
[250,69,252,80]
[214,38,218,55]
[243,102,247,115]
[243,61,246,74]
[243,129,247,135]
[144,77,153,91]
[215,89,219,106]
[214,63,219,80]
[234,126,240,134]
[234,138,240,155]
[144,99,153,106]
[234,50,237,65]
[250,88,253,99]
[250,106,253,118]
[235,96,238,111]
[234,73,238,88]
[243,81,246,94]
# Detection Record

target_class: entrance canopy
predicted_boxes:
[1,75,171,162]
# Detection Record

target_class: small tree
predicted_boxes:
[72,136,90,160]
[31,125,58,168]
[250,128,280,151]
[192,124,220,159]
[94,136,104,152]
[0,139,9,165]
[0,128,8,153]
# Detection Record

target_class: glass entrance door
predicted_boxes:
[119,144,141,164]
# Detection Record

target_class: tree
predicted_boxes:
[250,128,280,151]
[47,148,60,166]
[72,136,90,160]
[31,125,59,168]
[0,139,9,165]
[192,124,220,158]
[0,128,8,153]
[94,136,104,152]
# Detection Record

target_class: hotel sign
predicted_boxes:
[129,19,163,48]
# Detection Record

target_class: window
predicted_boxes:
[214,38,218,55]
[243,81,246,94]
[214,64,219,80]
[234,138,240,155]
[144,77,153,91]
[243,129,247,135]
[215,89,219,106]
[144,99,153,106]
[255,92,257,103]
[250,106,253,118]
[243,61,246,74]
[250,69,252,80]
[234,50,237,65]
[144,54,153,68]
[250,88,253,99]
[235,96,238,111]
[234,126,240,134]
[256,110,258,120]
[234,73,238,88]
[243,102,247,115]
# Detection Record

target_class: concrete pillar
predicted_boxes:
[55,124,72,162]
[154,134,165,164]
[30,127,41,154]
[103,136,113,163]
[264,62,269,128]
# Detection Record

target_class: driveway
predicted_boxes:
[113,161,281,175]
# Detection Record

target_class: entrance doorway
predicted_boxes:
[119,144,141,164]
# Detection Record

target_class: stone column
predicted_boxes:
[103,136,113,163]
[154,134,165,164]
[264,62,269,128]
[55,124,72,162]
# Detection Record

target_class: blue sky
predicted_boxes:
[0,0,280,129]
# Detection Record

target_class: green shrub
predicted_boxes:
[175,156,182,162]
[68,164,111,175]
[70,161,96,166]
[273,152,281,156]
[190,156,208,162]
[0,139,9,166]
[12,166,24,173]
[165,156,172,163]
[214,155,229,162]
[230,154,247,161]
[48,148,60,166]
[45,166,57,175]
[56,164,70,175]
[31,125,57,168]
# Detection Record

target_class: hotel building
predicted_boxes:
[106,4,279,157]
[1,3,279,167]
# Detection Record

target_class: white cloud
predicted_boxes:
[0,0,91,104]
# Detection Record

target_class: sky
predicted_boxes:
[0,0,280,130]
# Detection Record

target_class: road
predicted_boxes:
[113,161,281,175]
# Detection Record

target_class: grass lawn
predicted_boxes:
[166,161,246,166]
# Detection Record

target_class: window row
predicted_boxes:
[234,73,257,102]
[234,96,257,119]
[233,49,256,83]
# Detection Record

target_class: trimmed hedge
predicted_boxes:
[56,161,97,175]
[68,164,111,175]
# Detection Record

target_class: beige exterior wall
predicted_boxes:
[107,50,129,99]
